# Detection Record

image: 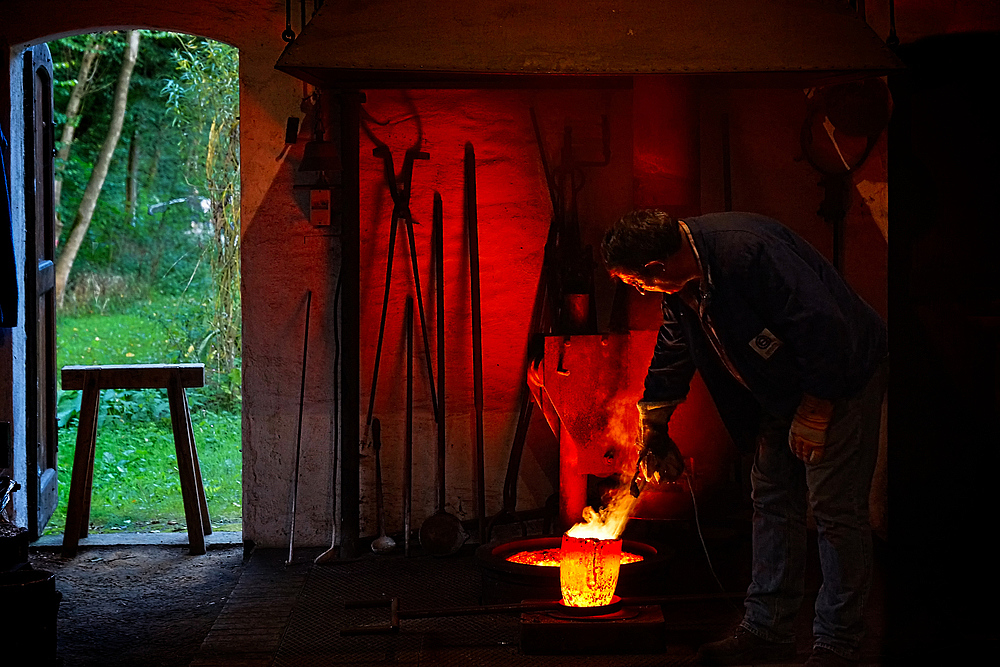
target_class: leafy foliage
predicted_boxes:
[163,36,242,390]
[55,32,213,309]
[51,30,241,407]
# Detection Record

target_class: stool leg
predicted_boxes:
[181,387,212,535]
[80,409,97,539]
[63,372,101,557]
[168,374,206,555]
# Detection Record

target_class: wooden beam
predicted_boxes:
[61,364,205,390]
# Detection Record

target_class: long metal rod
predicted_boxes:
[363,214,400,447]
[529,107,558,212]
[434,192,446,512]
[404,296,413,556]
[465,143,487,544]
[403,219,439,421]
[342,592,746,635]
[315,267,343,564]
[339,91,363,560]
[287,290,312,564]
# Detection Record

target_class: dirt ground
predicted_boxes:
[28,544,245,667]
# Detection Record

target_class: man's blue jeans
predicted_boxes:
[741,359,888,659]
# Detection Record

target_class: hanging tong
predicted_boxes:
[363,146,437,447]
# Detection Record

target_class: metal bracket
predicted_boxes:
[342,597,400,635]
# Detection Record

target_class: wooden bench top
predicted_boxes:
[61,364,205,390]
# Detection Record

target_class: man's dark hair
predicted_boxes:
[601,209,683,275]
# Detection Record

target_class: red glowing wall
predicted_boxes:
[354,84,731,531]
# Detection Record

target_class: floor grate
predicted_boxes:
[271,549,699,666]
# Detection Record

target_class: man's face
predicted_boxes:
[612,258,698,295]
[611,269,659,296]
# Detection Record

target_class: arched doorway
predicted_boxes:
[19,28,242,538]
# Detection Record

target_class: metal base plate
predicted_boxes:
[520,603,666,655]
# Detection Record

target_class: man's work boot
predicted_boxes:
[696,627,797,666]
[804,647,858,666]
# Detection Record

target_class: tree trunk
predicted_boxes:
[53,37,102,242]
[54,30,140,307]
[126,128,139,218]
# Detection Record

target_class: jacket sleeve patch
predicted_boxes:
[750,328,782,359]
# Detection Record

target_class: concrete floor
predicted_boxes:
[28,522,890,667]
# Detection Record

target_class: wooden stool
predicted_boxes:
[60,364,213,556]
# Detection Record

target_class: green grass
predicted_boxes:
[58,293,215,367]
[47,298,242,535]
[45,412,242,534]
[59,312,176,366]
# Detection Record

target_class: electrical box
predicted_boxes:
[310,189,332,226]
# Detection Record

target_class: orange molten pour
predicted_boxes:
[559,534,623,607]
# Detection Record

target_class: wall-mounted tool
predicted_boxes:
[286,290,312,565]
[314,265,344,565]
[419,193,466,556]
[363,146,437,450]
[799,79,892,272]
[296,91,341,227]
[370,418,395,554]
[465,143,487,544]
[403,296,414,556]
[530,108,611,334]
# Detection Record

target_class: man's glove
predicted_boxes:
[636,401,685,484]
[789,394,835,464]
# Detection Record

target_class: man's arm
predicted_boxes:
[633,297,695,492]
[642,295,696,404]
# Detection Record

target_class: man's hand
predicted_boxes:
[638,436,685,483]
[637,401,685,484]
[789,394,834,464]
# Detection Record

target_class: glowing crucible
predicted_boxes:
[558,534,623,607]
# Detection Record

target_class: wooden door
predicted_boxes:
[23,44,58,537]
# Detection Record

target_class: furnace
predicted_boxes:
[339,533,675,654]
[476,536,670,605]
[521,532,666,655]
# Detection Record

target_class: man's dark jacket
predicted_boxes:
[642,212,887,452]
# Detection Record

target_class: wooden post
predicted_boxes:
[167,372,206,555]
[61,369,100,557]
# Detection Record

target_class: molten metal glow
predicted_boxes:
[505,548,643,567]
[559,534,623,607]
